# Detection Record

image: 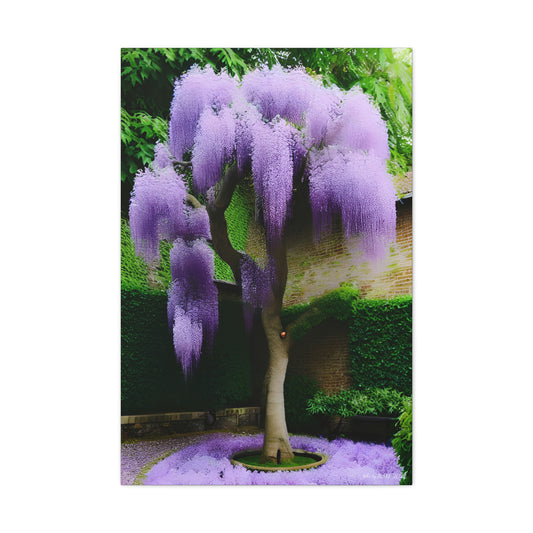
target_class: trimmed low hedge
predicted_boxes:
[121,287,252,415]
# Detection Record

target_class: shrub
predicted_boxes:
[307,387,409,418]
[392,397,412,484]
[284,374,320,433]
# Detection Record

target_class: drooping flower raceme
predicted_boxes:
[168,65,238,160]
[167,237,218,378]
[251,117,294,245]
[308,146,396,257]
[240,256,274,333]
[129,165,187,264]
[130,144,218,378]
[241,65,317,125]
[191,106,236,194]
[153,141,172,170]
[325,89,390,160]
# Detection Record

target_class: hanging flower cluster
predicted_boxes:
[250,117,295,245]
[191,106,236,194]
[308,146,396,257]
[131,63,397,376]
[241,65,317,125]
[129,165,187,264]
[130,143,217,378]
[168,65,238,160]
[167,238,218,378]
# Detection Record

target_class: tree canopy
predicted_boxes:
[129,64,397,376]
[121,48,412,215]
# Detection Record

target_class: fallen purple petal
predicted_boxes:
[122,432,402,485]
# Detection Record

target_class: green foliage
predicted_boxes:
[121,219,149,289]
[282,285,361,341]
[121,108,168,181]
[284,374,320,433]
[121,288,252,414]
[214,183,253,282]
[392,398,413,484]
[121,218,171,290]
[350,296,412,395]
[307,387,409,418]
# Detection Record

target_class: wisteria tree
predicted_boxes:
[129,65,397,463]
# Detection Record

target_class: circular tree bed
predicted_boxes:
[230,449,327,472]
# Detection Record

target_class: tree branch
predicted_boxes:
[186,193,202,209]
[206,164,249,283]
[173,160,192,168]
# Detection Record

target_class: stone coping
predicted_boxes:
[121,406,261,425]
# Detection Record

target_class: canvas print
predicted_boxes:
[121,48,413,485]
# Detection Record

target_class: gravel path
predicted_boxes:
[121,434,208,485]
[121,429,261,485]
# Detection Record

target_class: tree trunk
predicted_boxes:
[260,305,294,463]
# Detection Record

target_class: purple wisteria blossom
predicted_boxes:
[130,64,398,380]
[136,433,402,485]
[241,65,317,125]
[240,256,275,333]
[167,238,218,377]
[168,65,238,160]
[191,106,236,194]
[325,89,390,160]
[153,141,172,169]
[308,146,396,256]
[129,165,187,263]
[251,117,294,245]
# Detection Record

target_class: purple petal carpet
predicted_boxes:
[122,432,402,485]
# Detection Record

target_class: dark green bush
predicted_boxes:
[307,387,409,418]
[121,288,252,415]
[284,374,320,433]
[392,397,413,484]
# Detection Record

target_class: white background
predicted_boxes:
[1,1,532,531]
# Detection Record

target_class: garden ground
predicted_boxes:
[121,429,402,485]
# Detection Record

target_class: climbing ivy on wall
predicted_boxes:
[214,183,253,282]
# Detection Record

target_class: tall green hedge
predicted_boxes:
[121,288,252,415]
[349,296,412,395]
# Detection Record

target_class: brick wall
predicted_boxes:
[287,319,352,393]
[245,198,412,306]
